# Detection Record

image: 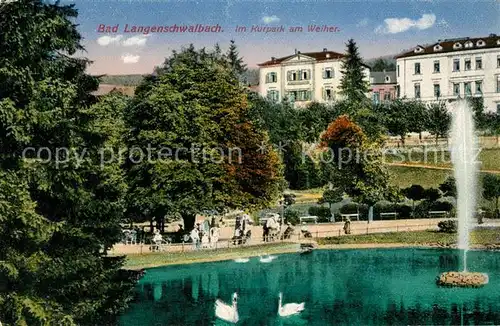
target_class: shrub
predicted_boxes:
[437,220,458,233]
[308,206,332,223]
[339,202,369,220]
[395,202,413,219]
[374,200,397,219]
[284,208,300,225]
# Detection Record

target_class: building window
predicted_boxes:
[323,88,334,101]
[434,84,441,99]
[497,55,500,68]
[385,76,391,83]
[287,71,298,81]
[267,90,280,102]
[373,92,380,104]
[453,83,460,97]
[266,72,277,83]
[397,65,400,77]
[464,82,471,96]
[414,83,421,99]
[384,92,391,101]
[475,81,482,95]
[434,60,440,73]
[497,103,500,113]
[288,90,311,101]
[323,68,333,79]
[476,57,482,70]
[453,59,460,72]
[496,77,500,93]
[301,69,311,80]
[465,59,472,71]
[396,85,400,98]
[414,62,421,75]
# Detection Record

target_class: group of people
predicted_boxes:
[189,218,220,249]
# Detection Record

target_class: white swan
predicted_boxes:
[215,292,239,323]
[233,257,249,263]
[259,255,277,263]
[278,292,305,317]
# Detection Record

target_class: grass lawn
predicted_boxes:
[317,228,500,246]
[123,243,297,269]
[384,148,500,171]
[387,166,451,188]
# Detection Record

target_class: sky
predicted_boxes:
[66,0,500,75]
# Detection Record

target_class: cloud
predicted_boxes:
[121,54,140,64]
[97,35,123,46]
[375,13,436,34]
[262,15,280,24]
[122,35,150,47]
[356,18,369,27]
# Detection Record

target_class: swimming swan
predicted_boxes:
[233,257,250,263]
[215,292,239,323]
[259,255,277,263]
[278,292,305,317]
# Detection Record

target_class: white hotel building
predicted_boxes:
[258,49,370,107]
[396,34,500,112]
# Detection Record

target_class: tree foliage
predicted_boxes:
[319,115,399,207]
[125,45,283,230]
[483,174,500,216]
[339,39,370,105]
[0,0,137,324]
[426,102,451,144]
[439,176,457,198]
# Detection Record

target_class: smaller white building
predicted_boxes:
[396,34,500,112]
[258,49,370,107]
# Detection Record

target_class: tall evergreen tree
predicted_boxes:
[226,40,247,83]
[339,39,370,105]
[0,0,137,324]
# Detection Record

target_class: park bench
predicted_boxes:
[299,216,318,224]
[340,213,359,221]
[428,211,449,218]
[380,212,398,220]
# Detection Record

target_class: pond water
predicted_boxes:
[120,248,500,325]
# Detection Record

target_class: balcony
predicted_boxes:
[287,79,310,86]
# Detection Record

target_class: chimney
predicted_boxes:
[323,48,327,52]
[295,49,297,54]
[271,56,276,62]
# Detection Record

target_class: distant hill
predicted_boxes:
[99,74,145,86]
[243,68,259,86]
[365,56,397,72]
[99,70,260,87]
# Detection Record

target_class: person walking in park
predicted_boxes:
[343,218,351,235]
[190,225,200,250]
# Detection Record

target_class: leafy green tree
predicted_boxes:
[483,174,500,217]
[0,0,136,324]
[339,39,370,105]
[439,176,457,197]
[468,97,487,130]
[426,101,451,145]
[424,188,442,202]
[402,184,426,215]
[126,45,282,230]
[320,116,399,217]
[318,188,343,222]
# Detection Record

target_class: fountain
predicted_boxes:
[437,100,488,287]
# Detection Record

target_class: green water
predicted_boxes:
[120,248,500,325]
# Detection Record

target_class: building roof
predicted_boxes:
[370,71,397,84]
[257,49,345,67]
[395,34,500,59]
[92,84,136,97]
